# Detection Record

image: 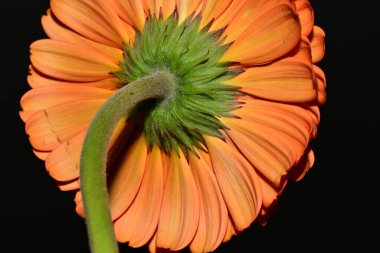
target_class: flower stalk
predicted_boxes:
[80,70,176,253]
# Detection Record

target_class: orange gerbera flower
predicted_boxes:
[20,0,326,252]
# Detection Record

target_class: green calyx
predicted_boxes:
[114,13,241,155]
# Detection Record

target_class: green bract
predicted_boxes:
[114,13,241,155]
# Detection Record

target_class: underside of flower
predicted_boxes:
[115,14,240,155]
[21,0,327,252]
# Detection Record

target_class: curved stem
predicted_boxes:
[80,70,176,253]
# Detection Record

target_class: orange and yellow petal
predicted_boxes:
[161,0,177,20]
[301,105,320,140]
[143,0,160,16]
[223,218,237,243]
[288,147,315,182]
[286,38,313,63]
[227,58,317,103]
[45,131,86,181]
[46,116,127,186]
[108,134,148,219]
[51,0,131,47]
[20,85,113,122]
[257,173,284,210]
[25,99,107,151]
[27,67,120,89]
[221,4,301,65]
[57,179,81,191]
[205,136,262,231]
[189,151,228,252]
[199,0,233,29]
[114,144,164,247]
[32,149,50,161]
[223,97,314,186]
[156,150,200,251]
[220,0,296,44]
[30,40,120,82]
[142,0,176,20]
[176,0,202,23]
[240,98,313,150]
[295,0,314,36]
[42,10,124,63]
[309,25,326,63]
[107,0,146,31]
[313,64,327,104]
[209,0,247,32]
[149,236,181,253]
[74,191,85,217]
[223,119,289,188]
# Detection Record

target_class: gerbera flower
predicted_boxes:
[20,0,326,252]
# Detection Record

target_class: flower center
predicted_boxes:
[114,13,241,155]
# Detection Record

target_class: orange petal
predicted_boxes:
[313,64,326,104]
[160,151,170,186]
[307,105,320,138]
[189,151,228,252]
[74,191,85,217]
[45,131,86,181]
[223,99,314,186]
[45,116,128,183]
[42,10,124,62]
[221,0,296,44]
[257,185,283,225]
[30,40,120,82]
[148,236,157,253]
[309,25,326,63]
[27,67,120,89]
[20,85,113,122]
[223,218,236,242]
[199,0,233,29]
[227,58,317,103]
[176,0,202,23]
[149,235,180,253]
[51,0,131,47]
[221,4,301,65]
[26,99,106,151]
[143,0,175,19]
[237,97,313,148]
[289,148,314,181]
[313,64,326,90]
[107,0,146,31]
[32,149,50,161]
[258,174,282,209]
[114,144,164,247]
[161,0,176,19]
[156,150,200,251]
[285,38,312,63]
[108,134,147,219]
[205,136,262,231]
[143,0,161,17]
[57,179,80,191]
[295,0,314,36]
[223,119,289,188]
[210,0,247,32]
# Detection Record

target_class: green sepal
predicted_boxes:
[113,13,242,154]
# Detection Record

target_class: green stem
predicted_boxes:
[80,70,176,253]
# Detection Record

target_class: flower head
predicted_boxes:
[21,0,326,252]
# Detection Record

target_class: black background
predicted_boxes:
[3,1,379,252]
